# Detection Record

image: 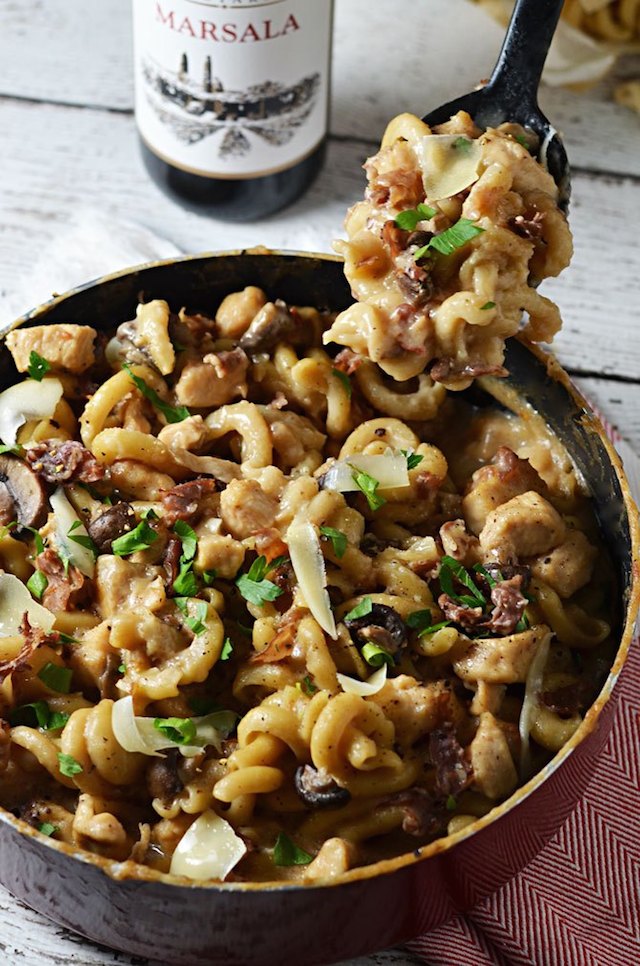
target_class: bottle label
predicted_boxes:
[132,0,332,179]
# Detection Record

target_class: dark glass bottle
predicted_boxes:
[132,1,333,222]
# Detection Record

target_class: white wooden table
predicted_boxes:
[0,1,638,963]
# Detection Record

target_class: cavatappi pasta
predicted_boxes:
[324,110,573,390]
[0,291,614,884]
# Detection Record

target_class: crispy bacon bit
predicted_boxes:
[253,527,289,563]
[160,478,219,525]
[0,719,11,772]
[487,575,527,635]
[249,623,296,665]
[438,573,527,637]
[163,535,182,592]
[389,303,430,356]
[37,549,90,612]
[509,211,545,240]
[0,614,48,683]
[98,650,123,701]
[440,519,478,563]
[205,347,248,379]
[430,359,509,383]
[385,786,444,838]
[429,722,472,798]
[25,440,105,484]
[333,349,363,375]
[365,162,423,210]
[382,220,409,260]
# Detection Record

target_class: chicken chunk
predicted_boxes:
[468,712,518,800]
[194,520,245,579]
[370,675,466,747]
[529,529,597,599]
[175,348,248,408]
[95,556,166,616]
[6,324,97,374]
[158,414,208,451]
[215,286,266,340]
[463,447,548,535]
[479,491,566,562]
[453,624,550,684]
[220,479,279,540]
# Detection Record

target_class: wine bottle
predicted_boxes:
[132,0,334,222]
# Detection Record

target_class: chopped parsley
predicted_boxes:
[414,218,485,259]
[172,520,199,597]
[344,596,373,622]
[418,620,451,637]
[26,570,48,601]
[273,832,314,867]
[406,609,434,631]
[67,520,98,559]
[300,674,317,695]
[220,637,233,661]
[453,136,473,154]
[175,597,208,635]
[515,613,531,633]
[446,794,457,811]
[23,526,46,555]
[235,555,284,606]
[395,203,437,231]
[123,364,190,424]
[515,133,530,149]
[37,662,73,694]
[57,753,83,778]
[331,368,352,398]
[350,466,386,511]
[202,569,217,586]
[118,662,126,674]
[361,642,394,668]
[0,444,23,456]
[319,525,348,559]
[111,510,158,556]
[401,449,424,471]
[439,556,486,608]
[9,701,69,731]
[480,301,496,310]
[38,822,58,837]
[472,563,501,588]
[153,716,197,746]
[27,350,51,382]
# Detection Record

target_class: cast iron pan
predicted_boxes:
[0,252,638,966]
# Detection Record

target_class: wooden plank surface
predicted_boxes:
[0,1,638,964]
[1,98,639,391]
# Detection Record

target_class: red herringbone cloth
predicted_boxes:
[408,429,640,966]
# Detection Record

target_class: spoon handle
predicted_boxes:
[487,0,564,112]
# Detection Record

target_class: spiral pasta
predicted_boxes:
[0,281,612,885]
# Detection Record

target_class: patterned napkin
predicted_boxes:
[409,423,640,966]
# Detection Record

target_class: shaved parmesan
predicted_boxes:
[288,519,337,639]
[0,378,63,445]
[0,572,55,636]
[518,631,552,777]
[170,446,242,484]
[111,696,234,759]
[170,810,247,882]
[336,664,388,696]
[414,135,483,202]
[50,487,95,578]
[321,453,409,493]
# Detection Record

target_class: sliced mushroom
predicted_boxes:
[239,300,295,354]
[345,603,408,655]
[294,765,351,809]
[87,502,136,554]
[0,454,48,533]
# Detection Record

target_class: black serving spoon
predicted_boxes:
[422,0,569,211]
